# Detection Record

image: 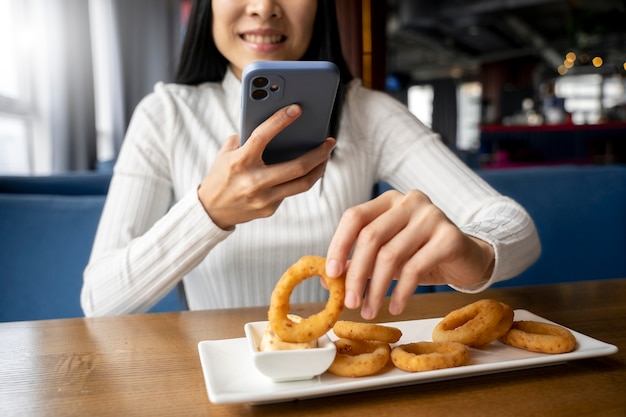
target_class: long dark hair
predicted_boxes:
[175,0,353,136]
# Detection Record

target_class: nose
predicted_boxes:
[246,0,282,20]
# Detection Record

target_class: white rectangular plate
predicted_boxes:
[198,310,618,404]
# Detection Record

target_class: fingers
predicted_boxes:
[360,222,424,318]
[242,104,302,161]
[240,102,336,194]
[220,133,241,154]
[266,137,336,193]
[237,137,334,214]
[345,207,411,316]
[326,195,394,279]
[387,238,447,315]
[328,190,468,320]
[326,193,404,315]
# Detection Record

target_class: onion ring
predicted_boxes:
[268,256,345,343]
[259,315,317,351]
[333,320,402,343]
[327,338,391,377]
[493,302,515,339]
[499,320,577,354]
[391,342,469,372]
[432,299,511,347]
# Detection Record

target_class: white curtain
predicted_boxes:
[11,0,180,173]
[19,0,97,173]
[50,0,98,171]
[89,0,182,167]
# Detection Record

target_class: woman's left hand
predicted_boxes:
[325,189,495,320]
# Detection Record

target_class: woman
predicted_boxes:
[81,0,540,319]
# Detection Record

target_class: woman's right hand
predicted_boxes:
[197,104,336,230]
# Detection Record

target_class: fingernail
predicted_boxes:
[326,259,341,277]
[389,302,402,316]
[361,305,374,320]
[345,290,359,309]
[286,104,300,117]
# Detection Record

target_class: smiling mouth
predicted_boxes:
[241,34,285,44]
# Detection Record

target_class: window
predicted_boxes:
[1,0,185,175]
[0,0,33,174]
[555,74,626,125]
[456,82,482,151]
[0,116,31,173]
[0,1,21,100]
[407,85,433,128]
[407,82,483,151]
[555,74,602,124]
[602,76,625,110]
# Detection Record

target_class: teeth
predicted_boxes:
[243,34,282,44]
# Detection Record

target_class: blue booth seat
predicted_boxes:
[0,173,186,322]
[375,164,626,290]
[478,164,626,288]
[1,194,105,321]
[0,172,112,195]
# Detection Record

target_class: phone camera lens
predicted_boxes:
[252,76,269,88]
[252,89,268,100]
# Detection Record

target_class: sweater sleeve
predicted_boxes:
[81,91,232,317]
[347,83,541,290]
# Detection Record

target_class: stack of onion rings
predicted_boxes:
[333,320,402,343]
[265,260,579,379]
[268,256,345,343]
[499,320,577,354]
[432,299,513,347]
[391,341,469,372]
[327,338,391,377]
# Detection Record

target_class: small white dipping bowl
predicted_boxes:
[244,321,336,382]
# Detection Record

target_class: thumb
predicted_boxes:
[220,134,241,154]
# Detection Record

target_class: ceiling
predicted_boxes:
[386,0,626,81]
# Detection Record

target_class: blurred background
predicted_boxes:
[384,0,626,167]
[1,0,625,174]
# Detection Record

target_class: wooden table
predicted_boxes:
[1,279,624,417]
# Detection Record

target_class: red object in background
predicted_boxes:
[180,0,191,28]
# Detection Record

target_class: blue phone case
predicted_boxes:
[240,61,340,164]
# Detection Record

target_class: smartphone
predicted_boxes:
[240,61,340,164]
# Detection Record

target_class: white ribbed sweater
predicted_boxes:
[81,70,540,316]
